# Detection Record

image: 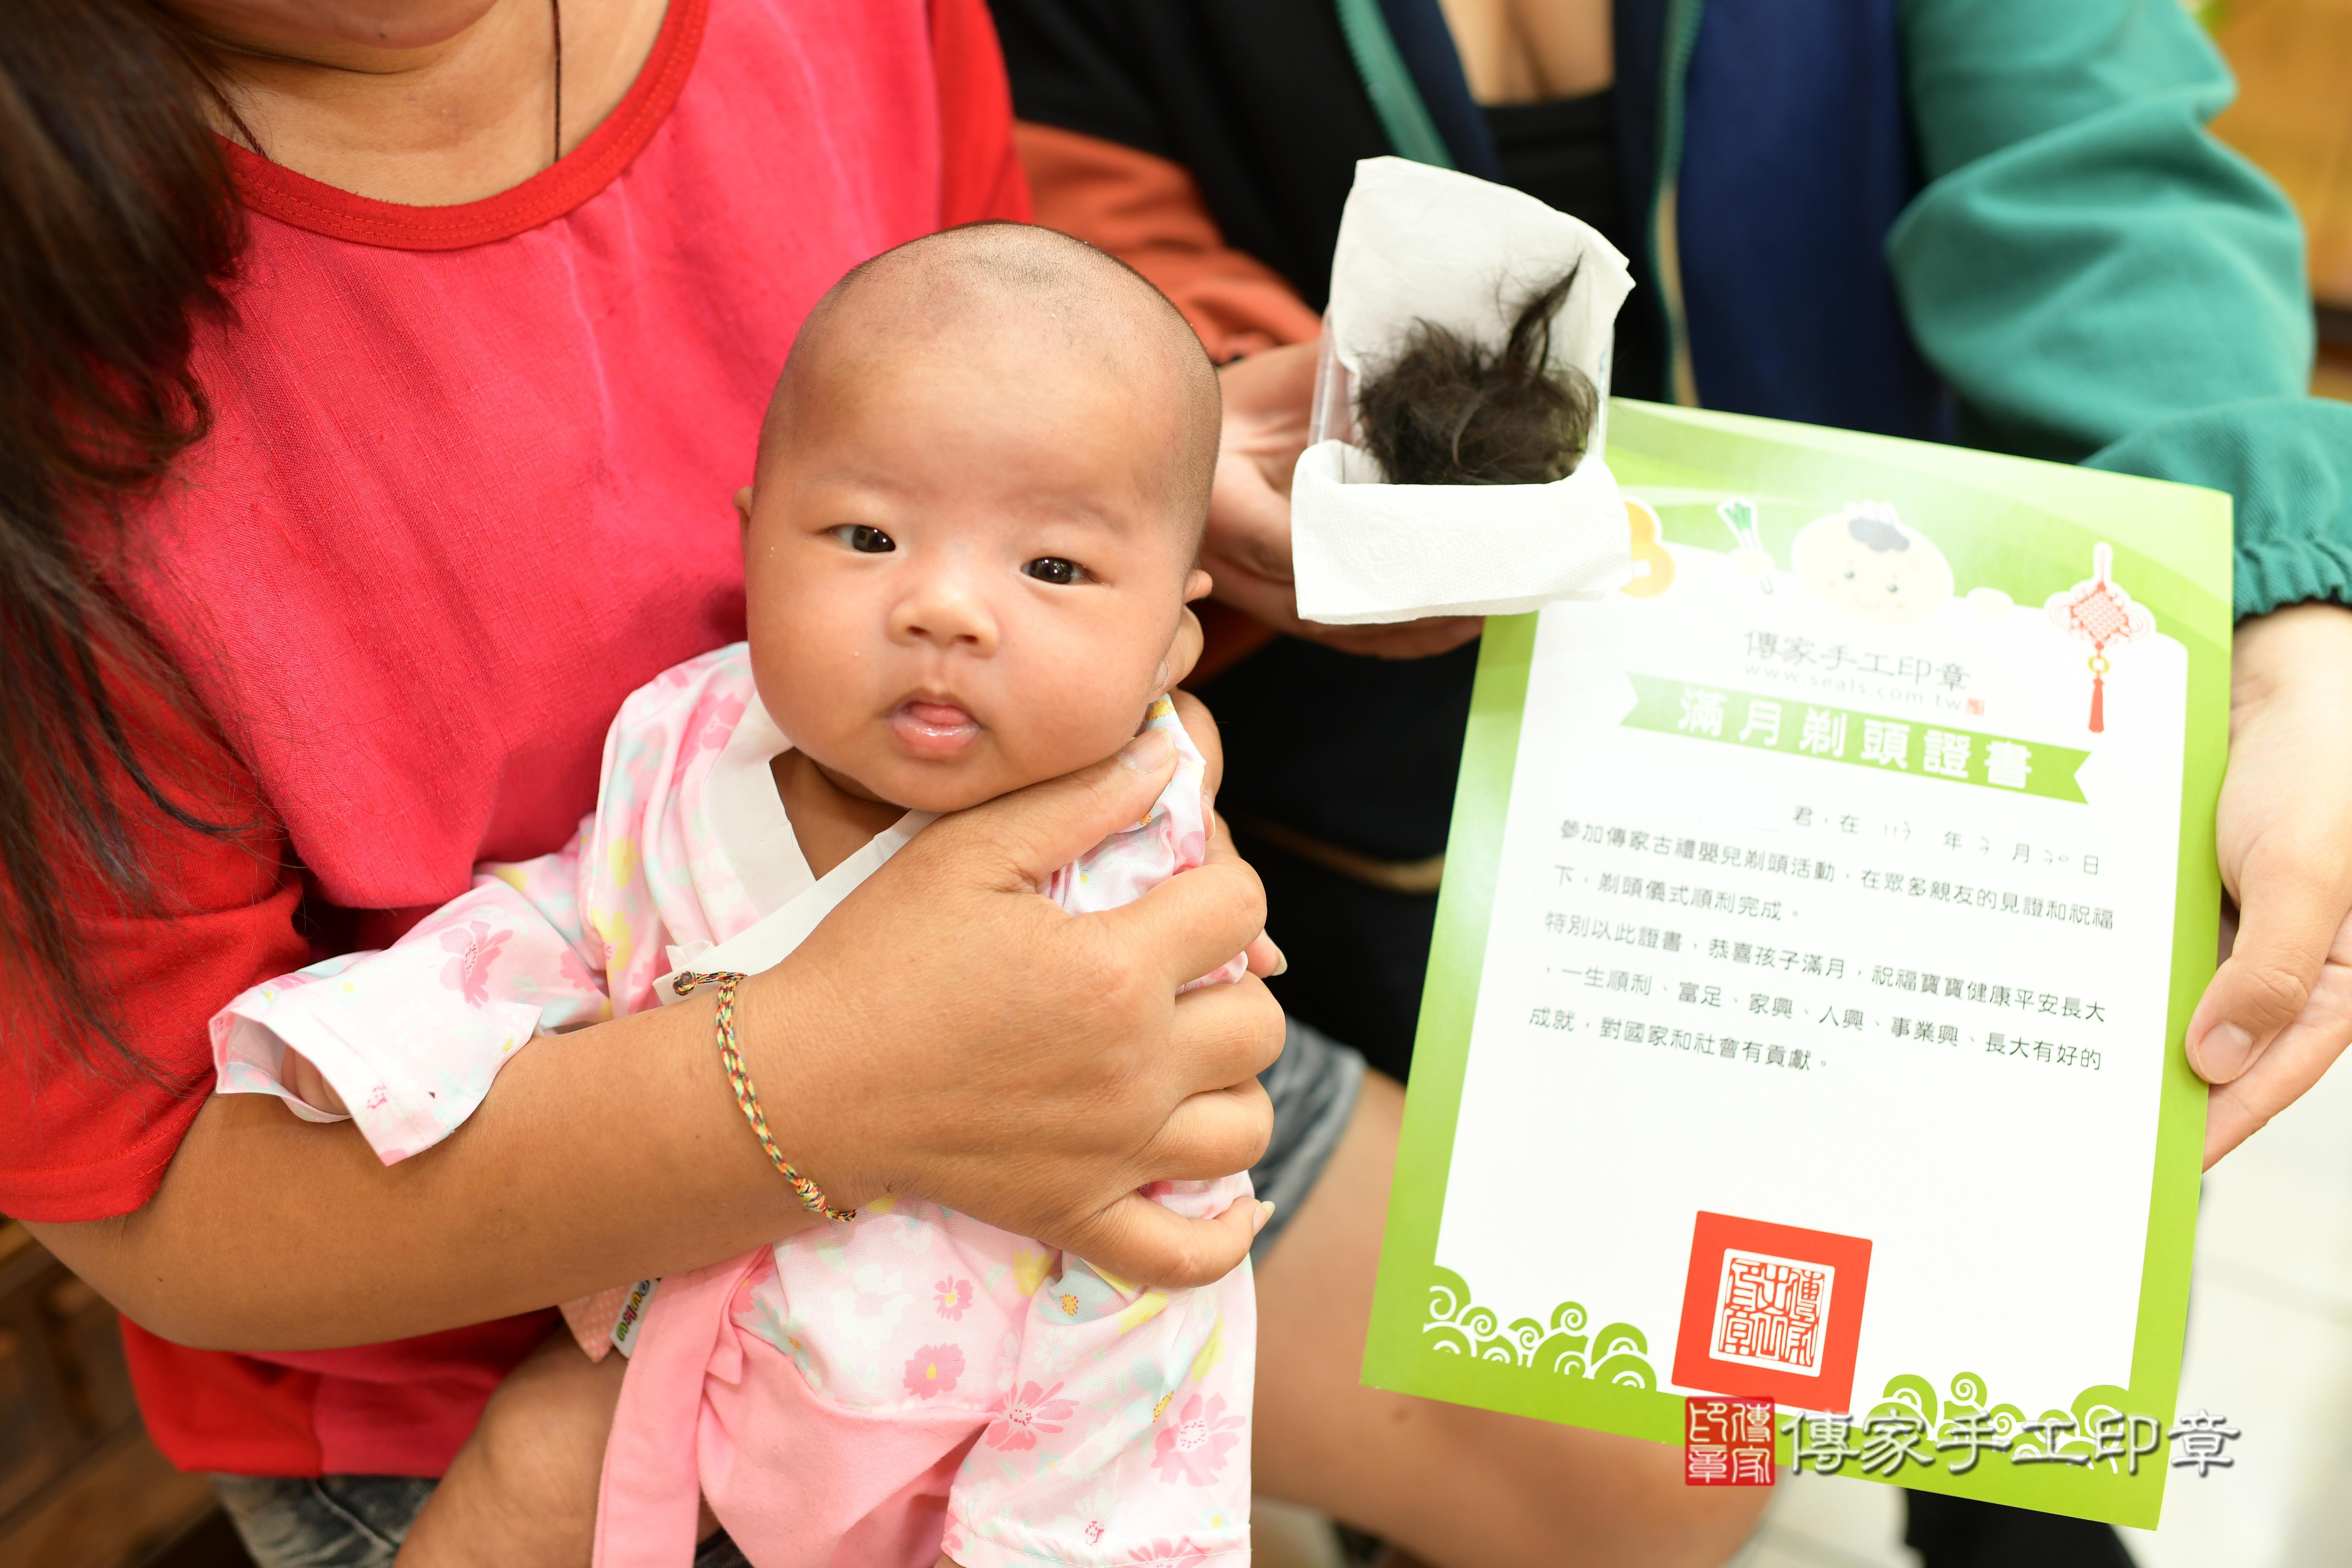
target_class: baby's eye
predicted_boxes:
[833,525,896,553]
[1023,557,1089,586]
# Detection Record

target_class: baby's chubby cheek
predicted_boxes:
[988,607,1189,782]
[990,678,1166,781]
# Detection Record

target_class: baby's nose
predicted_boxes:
[891,578,999,652]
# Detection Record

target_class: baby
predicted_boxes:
[212,224,1257,1568]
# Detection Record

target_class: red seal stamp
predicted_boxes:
[1685,1395,1776,1485]
[1672,1212,1873,1413]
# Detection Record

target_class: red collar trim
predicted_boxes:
[227,0,707,252]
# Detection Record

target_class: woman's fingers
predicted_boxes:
[1205,455,1300,586]
[1203,339,1307,609]
[1159,605,1206,694]
[1216,338,1317,489]
[2205,931,2352,1164]
[1170,689,1225,800]
[1165,969,1287,1089]
[2188,602,2352,1166]
[1136,1079,1277,1181]
[1317,616,1486,661]
[1065,1186,1269,1291]
[1067,1044,1277,1287]
[1202,333,1483,663]
[1200,446,1483,659]
[1200,530,1484,661]
[2188,836,2352,1083]
[748,686,1279,1281]
[2192,607,2352,1122]
[1194,801,1286,977]
[935,731,1181,891]
[1095,846,1270,993]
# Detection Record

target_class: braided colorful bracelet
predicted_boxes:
[672,971,855,1223]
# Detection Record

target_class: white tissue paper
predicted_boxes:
[1291,156,1637,624]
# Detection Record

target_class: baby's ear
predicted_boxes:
[1182,568,1214,604]
[733,486,756,528]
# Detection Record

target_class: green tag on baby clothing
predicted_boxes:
[1363,400,2228,1529]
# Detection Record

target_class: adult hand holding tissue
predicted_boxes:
[1291,156,1637,626]
[1203,340,1490,661]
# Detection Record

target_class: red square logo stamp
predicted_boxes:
[1672,1212,1872,1413]
[1685,1396,1776,1486]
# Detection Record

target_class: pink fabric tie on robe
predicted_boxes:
[594,1252,990,1568]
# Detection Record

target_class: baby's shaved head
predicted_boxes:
[763,223,1222,531]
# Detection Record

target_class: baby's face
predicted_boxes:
[743,329,1208,814]
[1791,512,1954,625]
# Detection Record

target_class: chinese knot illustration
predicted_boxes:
[2044,543,2153,733]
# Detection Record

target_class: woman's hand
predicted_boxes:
[2189,602,2352,1165]
[1205,340,1483,661]
[759,698,1285,1284]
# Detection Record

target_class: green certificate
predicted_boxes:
[1363,399,2229,1527]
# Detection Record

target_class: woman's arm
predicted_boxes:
[1894,0,2352,1160]
[29,713,1283,1350]
[1892,0,2352,601]
[1894,0,2326,468]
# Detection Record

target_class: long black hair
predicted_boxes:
[2,0,251,1069]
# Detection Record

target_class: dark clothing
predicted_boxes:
[990,0,1946,435]
[989,0,1393,313]
[1483,89,1668,407]
[1905,1489,2139,1568]
[1233,822,1443,1075]
[1205,635,1481,871]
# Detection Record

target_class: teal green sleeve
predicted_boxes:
[1889,0,2352,618]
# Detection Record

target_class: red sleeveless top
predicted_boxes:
[1,0,1027,1476]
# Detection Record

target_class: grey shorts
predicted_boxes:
[1249,1016,1367,1255]
[213,1020,1364,1567]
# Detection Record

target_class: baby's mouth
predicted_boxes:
[888,696,982,758]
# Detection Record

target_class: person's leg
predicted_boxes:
[1252,1073,1771,1568]
[393,1330,626,1568]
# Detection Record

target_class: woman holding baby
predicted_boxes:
[1,5,2345,1568]
[0,1,1755,1565]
